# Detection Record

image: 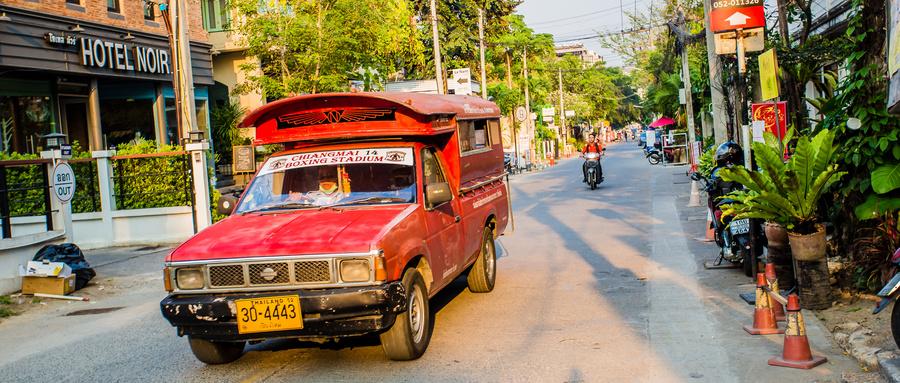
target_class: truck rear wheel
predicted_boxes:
[188,337,245,364]
[380,268,432,360]
[467,227,497,293]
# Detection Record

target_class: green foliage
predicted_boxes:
[0,307,15,318]
[0,295,11,305]
[719,129,845,233]
[871,163,900,194]
[233,0,423,98]
[112,138,192,210]
[210,101,249,168]
[697,144,718,178]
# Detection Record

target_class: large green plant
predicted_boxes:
[719,129,846,234]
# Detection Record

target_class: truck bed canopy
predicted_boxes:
[241,92,501,146]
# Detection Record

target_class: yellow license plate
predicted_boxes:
[235,295,302,334]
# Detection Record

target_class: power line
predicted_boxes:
[527,1,640,27]
[553,24,665,44]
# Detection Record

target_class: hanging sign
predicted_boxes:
[515,106,527,122]
[448,68,472,95]
[751,102,787,140]
[758,49,780,101]
[233,145,256,173]
[52,163,76,203]
[709,1,765,33]
[714,28,764,54]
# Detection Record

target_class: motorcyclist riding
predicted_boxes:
[582,133,604,183]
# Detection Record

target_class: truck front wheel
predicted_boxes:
[467,226,497,293]
[380,268,432,360]
[188,337,245,364]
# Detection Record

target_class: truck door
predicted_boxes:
[420,147,463,288]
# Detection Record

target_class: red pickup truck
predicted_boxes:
[160,92,510,364]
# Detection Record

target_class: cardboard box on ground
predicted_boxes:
[18,260,76,295]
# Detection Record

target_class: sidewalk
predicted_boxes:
[667,167,883,382]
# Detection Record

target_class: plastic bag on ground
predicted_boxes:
[33,243,96,290]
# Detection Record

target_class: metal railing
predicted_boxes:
[111,151,194,210]
[0,159,53,239]
[69,158,102,214]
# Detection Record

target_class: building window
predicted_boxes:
[107,0,120,13]
[201,0,230,32]
[66,0,81,4]
[0,96,55,154]
[143,0,155,20]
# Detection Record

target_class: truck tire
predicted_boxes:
[467,227,497,293]
[380,268,432,360]
[188,337,245,364]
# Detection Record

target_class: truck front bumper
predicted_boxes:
[159,282,406,342]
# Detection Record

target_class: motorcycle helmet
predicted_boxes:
[715,141,744,168]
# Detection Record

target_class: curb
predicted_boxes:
[880,354,900,383]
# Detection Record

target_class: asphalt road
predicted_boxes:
[0,143,862,382]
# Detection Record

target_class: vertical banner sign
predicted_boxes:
[758,49,780,101]
[889,0,900,112]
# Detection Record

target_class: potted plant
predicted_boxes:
[718,128,846,261]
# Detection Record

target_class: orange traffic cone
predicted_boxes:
[768,294,827,369]
[701,210,715,242]
[744,273,784,335]
[765,263,786,322]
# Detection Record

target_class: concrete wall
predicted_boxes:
[0,231,65,295]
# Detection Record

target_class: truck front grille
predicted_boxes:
[208,265,243,287]
[205,260,333,288]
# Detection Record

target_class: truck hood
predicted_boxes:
[167,205,416,262]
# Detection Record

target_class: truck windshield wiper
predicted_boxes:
[324,196,410,208]
[242,201,319,214]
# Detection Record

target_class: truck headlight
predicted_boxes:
[340,259,370,282]
[176,268,204,289]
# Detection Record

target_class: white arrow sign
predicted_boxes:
[726,12,751,26]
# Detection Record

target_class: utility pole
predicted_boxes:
[702,0,728,144]
[478,8,487,99]
[430,0,444,94]
[162,0,211,231]
[558,68,565,158]
[677,12,697,149]
[507,50,519,165]
[523,47,533,164]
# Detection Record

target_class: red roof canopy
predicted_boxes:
[241,92,501,145]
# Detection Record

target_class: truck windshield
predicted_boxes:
[236,148,416,213]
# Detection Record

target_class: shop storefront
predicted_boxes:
[0,6,214,154]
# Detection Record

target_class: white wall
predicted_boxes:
[0,231,65,295]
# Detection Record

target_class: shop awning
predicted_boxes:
[649,116,675,128]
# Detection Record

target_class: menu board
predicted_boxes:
[233,145,256,173]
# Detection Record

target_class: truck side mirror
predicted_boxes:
[217,194,238,216]
[425,182,453,208]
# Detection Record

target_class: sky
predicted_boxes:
[516,0,663,68]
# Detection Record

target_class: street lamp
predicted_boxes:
[42,133,67,150]
[186,129,205,144]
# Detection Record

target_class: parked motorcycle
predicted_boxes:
[873,248,900,348]
[583,151,603,190]
[645,143,674,165]
[690,142,765,276]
